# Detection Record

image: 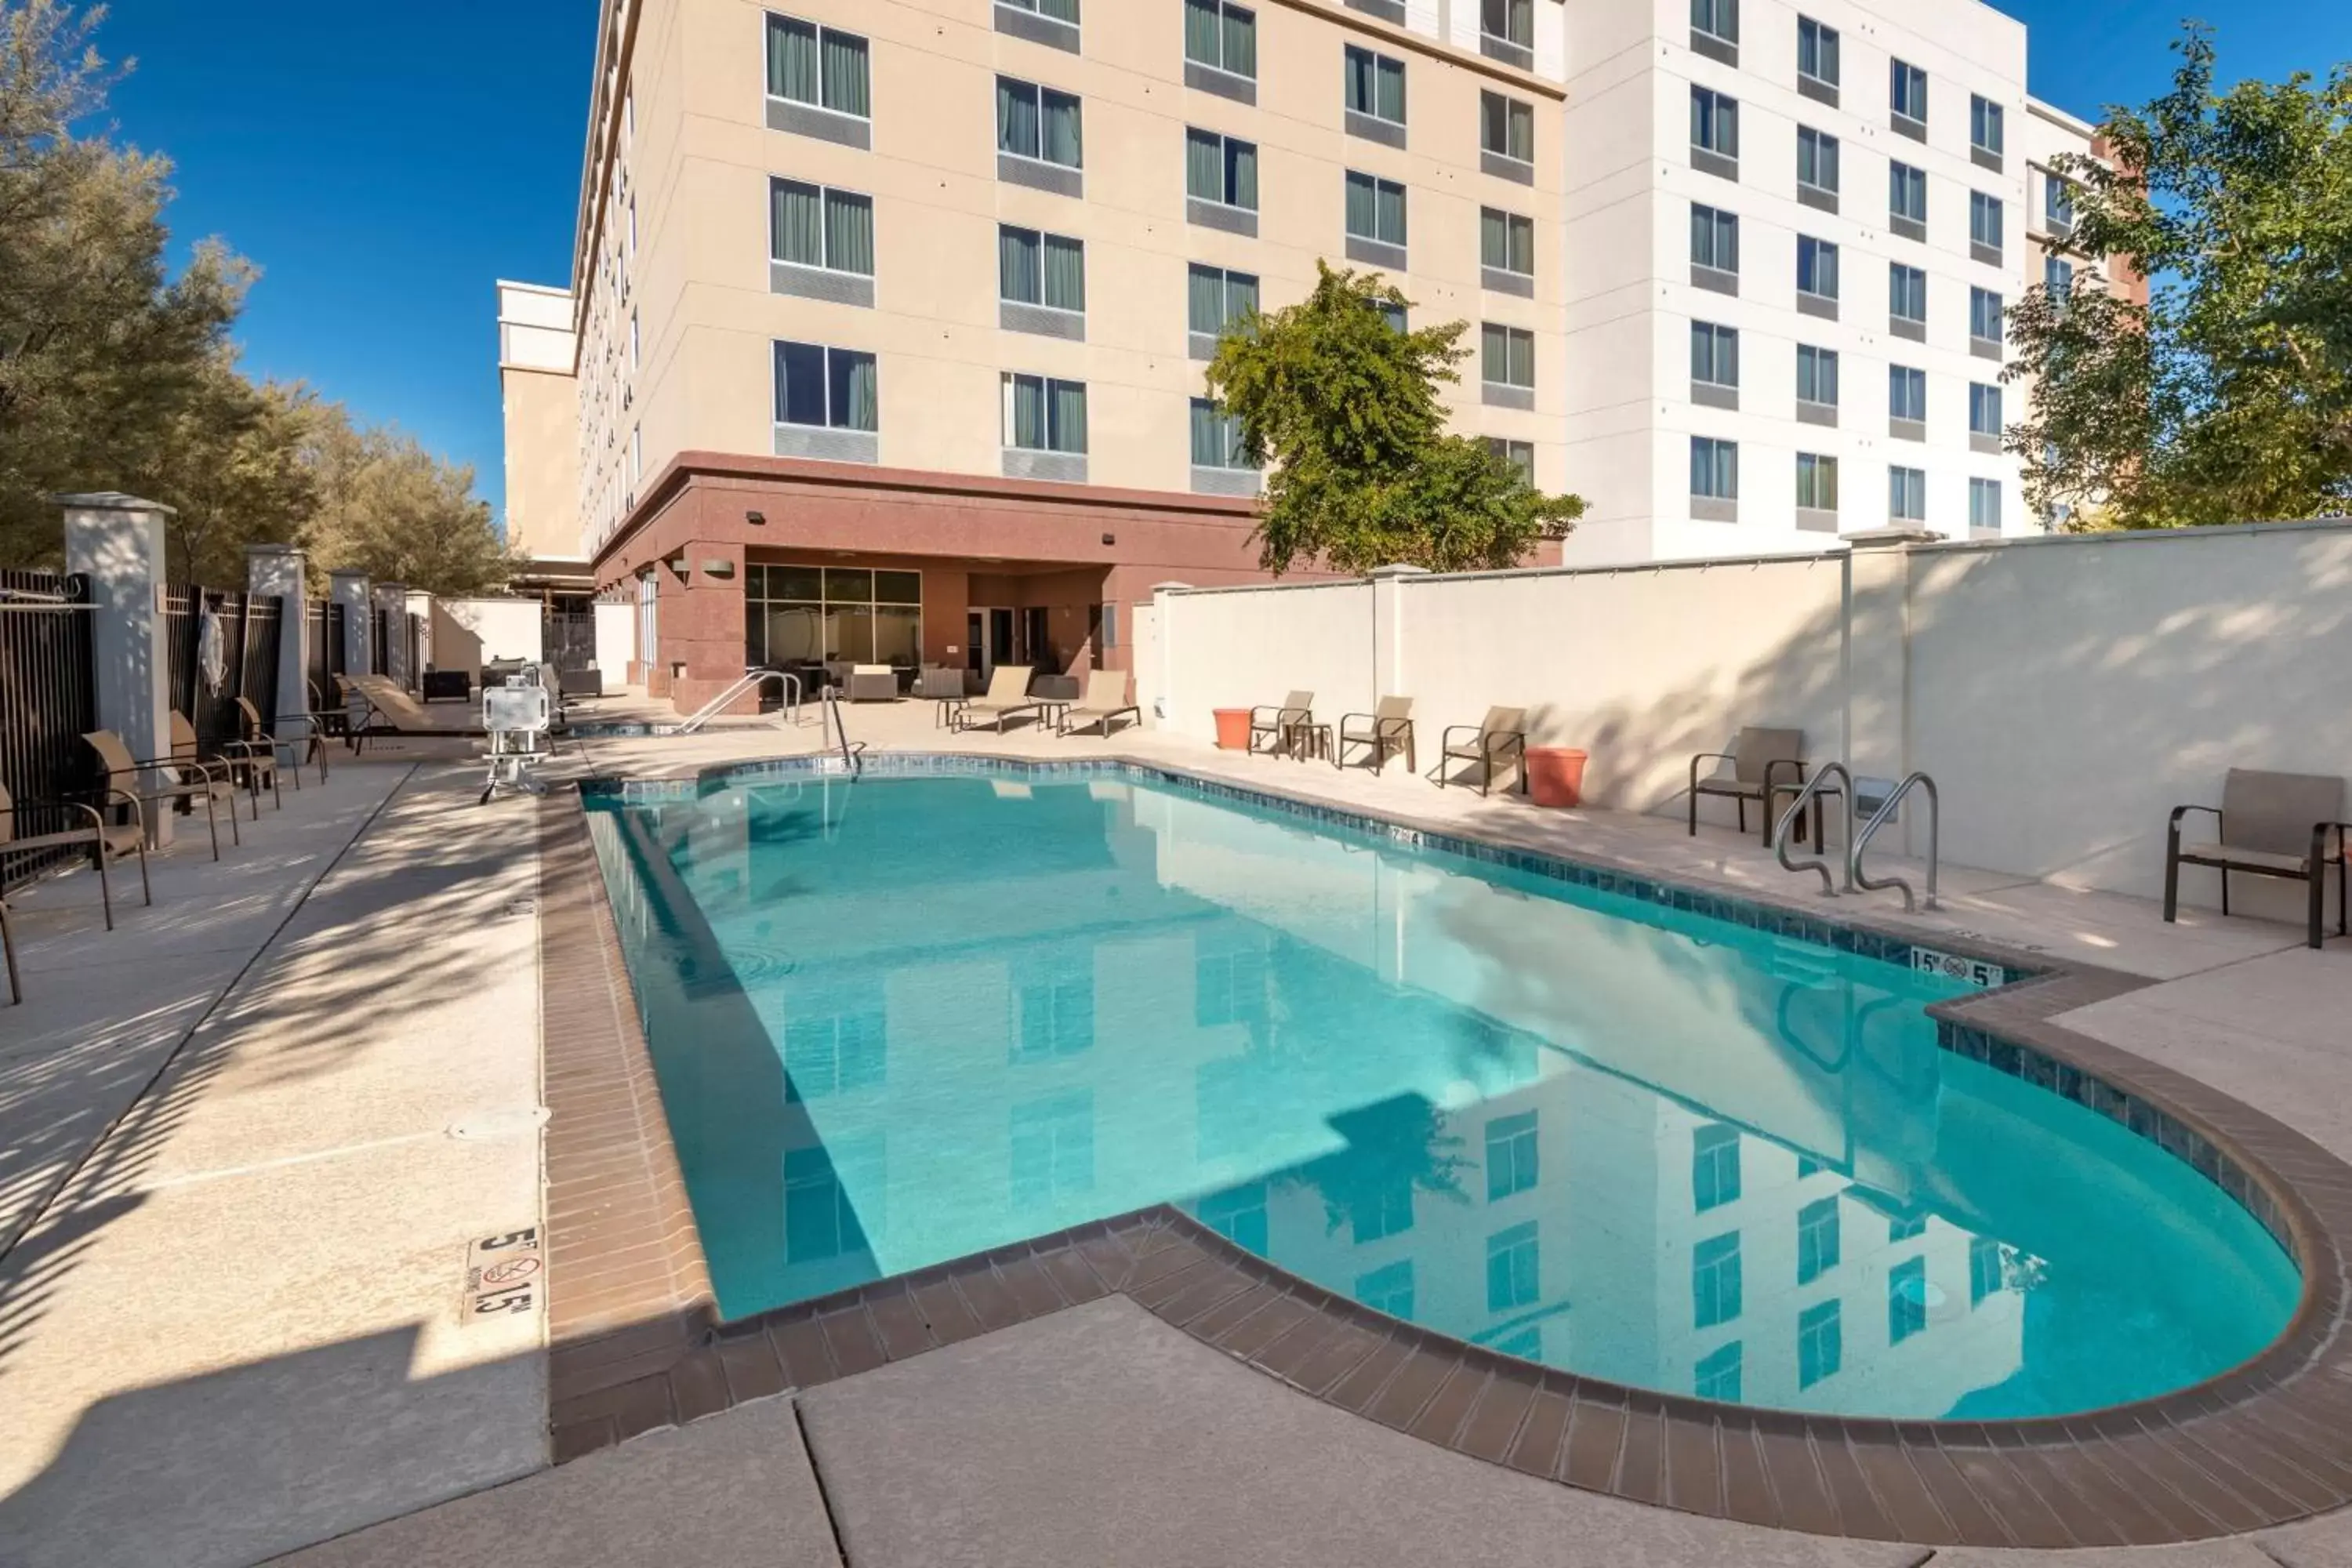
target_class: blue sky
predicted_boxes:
[91,1,2352,522]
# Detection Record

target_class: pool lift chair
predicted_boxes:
[480,671,554,805]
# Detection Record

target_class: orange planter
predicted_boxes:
[1213,707,1253,750]
[1526,747,1589,808]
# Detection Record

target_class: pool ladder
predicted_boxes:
[676,668,802,735]
[1771,767,1940,910]
[822,688,866,777]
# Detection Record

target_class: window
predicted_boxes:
[1003,372,1087,454]
[1797,126,1839,194]
[785,1147,866,1262]
[2045,174,2075,233]
[1889,162,1927,227]
[1014,974,1094,1061]
[1797,344,1839,406]
[1693,1232,1741,1328]
[1889,365,1926,423]
[1345,45,1406,125]
[1000,0,1080,20]
[1482,91,1535,164]
[749,564,922,669]
[999,226,1086,312]
[1690,321,1740,388]
[1797,16,1839,87]
[1482,208,1535,275]
[1798,235,1839,299]
[1486,437,1534,483]
[1695,1341,1742,1403]
[1691,86,1740,163]
[771,180,875,274]
[1691,204,1739,274]
[767,14,870,118]
[1691,437,1738,499]
[1890,465,1927,521]
[1352,1178,1414,1242]
[1890,1214,1927,1243]
[1356,1259,1415,1321]
[1971,191,2005,255]
[2045,254,2075,298]
[1482,324,1534,390]
[629,310,640,372]
[1972,95,2005,158]
[998,77,1083,169]
[1692,0,1737,47]
[1486,1221,1541,1312]
[1969,382,2002,437]
[1185,0,1257,78]
[1969,1237,2005,1305]
[1971,286,2005,346]
[630,425,641,484]
[1483,0,1534,49]
[1188,263,1259,338]
[1889,1255,1929,1344]
[1485,1110,1539,1200]
[1692,1123,1740,1209]
[1795,1195,1840,1282]
[775,341,878,430]
[1798,1299,1842,1387]
[1009,1091,1094,1209]
[1185,129,1259,214]
[1197,1181,1266,1253]
[1889,263,1926,325]
[1377,299,1408,333]
[1971,477,2004,532]
[1346,170,1409,246]
[1891,59,1928,127]
[1796,452,1839,516]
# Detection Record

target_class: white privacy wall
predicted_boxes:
[1150,521,2352,909]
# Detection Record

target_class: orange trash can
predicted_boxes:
[1526,747,1588,808]
[1213,708,1253,750]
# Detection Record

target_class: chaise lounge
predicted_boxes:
[2165,768,2348,950]
[955,666,1044,732]
[1058,670,1142,737]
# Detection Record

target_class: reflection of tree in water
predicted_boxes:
[1274,1093,1473,1238]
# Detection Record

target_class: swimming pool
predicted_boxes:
[584,764,2299,1421]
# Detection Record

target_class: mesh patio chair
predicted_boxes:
[1439,707,1528,796]
[0,779,149,940]
[1058,670,1142,738]
[916,666,971,728]
[173,710,276,815]
[2165,768,2348,950]
[234,695,326,786]
[1689,728,1813,844]
[83,729,234,858]
[1248,691,1314,757]
[1338,696,1416,775]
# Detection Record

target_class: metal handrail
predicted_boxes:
[676,668,800,735]
[822,688,865,776]
[1851,771,1940,912]
[1773,762,1856,895]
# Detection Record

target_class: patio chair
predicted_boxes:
[955,665,1044,733]
[1689,728,1811,844]
[0,894,14,1004]
[1338,696,1416,775]
[173,710,276,815]
[844,664,900,702]
[1058,670,1142,738]
[234,695,327,786]
[0,779,150,937]
[83,728,234,858]
[2165,768,2348,951]
[916,666,969,728]
[1439,707,1528,796]
[1247,692,1314,757]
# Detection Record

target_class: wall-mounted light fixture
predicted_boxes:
[746,510,767,526]
[1102,532,1116,546]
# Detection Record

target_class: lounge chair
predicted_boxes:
[955,666,1043,732]
[234,695,326,786]
[82,728,234,858]
[1248,691,1314,757]
[844,664,900,702]
[0,779,150,938]
[1058,670,1142,737]
[173,710,276,815]
[2165,769,2348,950]
[1690,728,1812,844]
[1439,708,1528,796]
[1338,696,1416,774]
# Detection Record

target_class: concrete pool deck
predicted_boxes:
[2,693,2349,1564]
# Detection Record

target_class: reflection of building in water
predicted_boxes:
[592,777,2030,1415]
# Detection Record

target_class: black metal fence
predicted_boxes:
[0,568,98,884]
[546,610,597,670]
[163,587,285,752]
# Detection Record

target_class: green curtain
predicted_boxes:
[1043,90,1082,167]
[1345,48,1374,114]
[834,351,879,432]
[1042,234,1085,312]
[1189,265,1223,333]
[1508,100,1533,161]
[1377,56,1405,122]
[999,79,1039,157]
[1000,226,1041,304]
[1190,399,1221,466]
[1377,180,1405,245]
[1040,0,1080,21]
[773,180,824,266]
[1510,215,1533,274]
[1185,0,1220,64]
[1346,172,1376,238]
[826,192,873,275]
[770,17,819,103]
[1223,5,1256,77]
[1226,270,1258,323]
[1228,139,1256,209]
[1483,325,1508,384]
[1481,208,1506,269]
[820,31,868,115]
[1051,380,1088,453]
[1186,130,1221,201]
[1008,375,1044,449]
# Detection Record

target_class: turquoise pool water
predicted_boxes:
[585,768,2299,1421]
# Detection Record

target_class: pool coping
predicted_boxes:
[541,752,2352,1548]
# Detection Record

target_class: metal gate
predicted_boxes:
[0,568,98,884]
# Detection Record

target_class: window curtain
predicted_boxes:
[1508,329,1533,387]
[1346,172,1377,238]
[1346,49,1374,115]
[1190,399,1221,466]
[777,341,827,426]
[1040,0,1080,22]
[1481,209,1507,270]
[820,31,868,115]
[1008,375,1044,449]
[1376,180,1405,244]
[1186,130,1222,202]
[770,17,819,103]
[1483,325,1508,384]
[1225,139,1257,209]
[831,350,879,432]
[1000,226,1042,304]
[1042,90,1082,167]
[1051,380,1088,453]
[999,79,1039,158]
[1223,6,1256,78]
[825,191,873,274]
[1690,439,1711,497]
[1509,216,1532,273]
[1225,271,1258,324]
[1042,235,1085,312]
[1185,0,1220,64]
[1377,57,1405,122]
[773,180,824,266]
[1188,264,1224,334]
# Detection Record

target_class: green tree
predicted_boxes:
[135,358,319,583]
[303,406,514,597]
[1206,263,1584,575]
[2008,27,2352,527]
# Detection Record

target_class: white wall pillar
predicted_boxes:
[372,583,409,688]
[1150,582,1191,730]
[61,492,175,847]
[245,543,310,741]
[1368,564,1428,703]
[329,570,372,676]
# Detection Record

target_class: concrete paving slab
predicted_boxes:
[1922,1545,2281,1566]
[2261,1511,2352,1566]
[798,1295,1922,1568]
[270,1393,843,1568]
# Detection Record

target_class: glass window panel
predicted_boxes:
[1798,17,1838,84]
[1227,137,1257,209]
[1186,129,1222,202]
[821,28,869,115]
[1188,263,1225,335]
[1041,234,1084,313]
[1376,178,1406,244]
[830,348,878,431]
[998,78,1040,158]
[1185,0,1220,65]
[1225,270,1258,321]
[825,568,874,602]
[1345,46,1376,115]
[1223,5,1255,77]
[1042,89,1083,168]
[768,605,822,664]
[769,16,820,103]
[1482,208,1507,269]
[743,563,769,599]
[1000,226,1042,304]
[1346,171,1377,238]
[874,570,922,604]
[826,191,873,274]
[1007,373,1045,448]
[777,340,827,426]
[773,179,825,266]
[828,604,875,663]
[1377,55,1405,122]
[874,605,921,666]
[771,565,823,602]
[1049,379,1088,453]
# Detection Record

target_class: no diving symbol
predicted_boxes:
[482,1256,541,1290]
